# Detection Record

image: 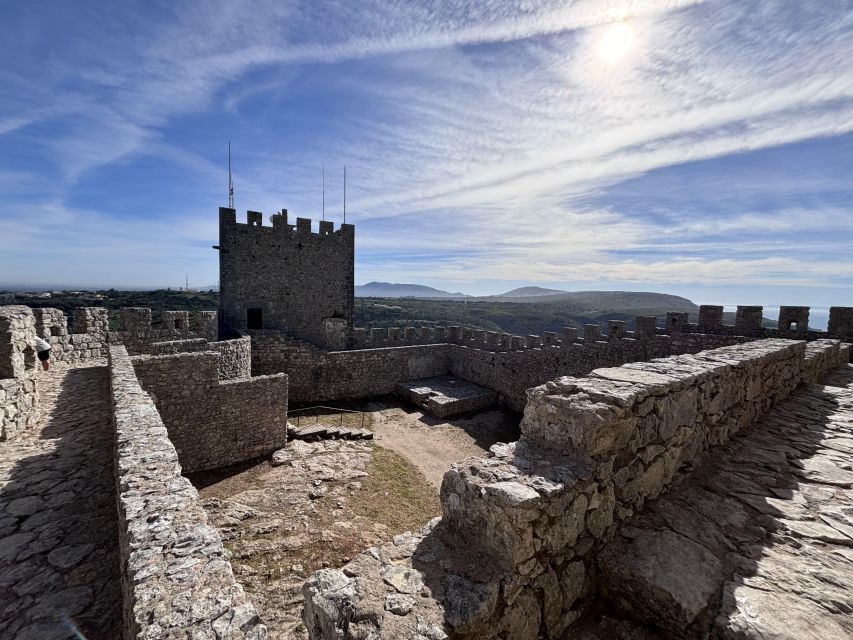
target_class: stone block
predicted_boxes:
[584,324,600,341]
[828,307,853,337]
[778,306,809,333]
[598,529,723,634]
[634,316,657,338]
[607,320,627,339]
[735,306,763,330]
[698,305,723,329]
[665,312,689,333]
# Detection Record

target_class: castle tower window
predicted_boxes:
[247,308,263,330]
[174,318,183,330]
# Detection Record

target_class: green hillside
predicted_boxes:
[7,288,771,336]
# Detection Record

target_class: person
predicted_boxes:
[34,336,51,371]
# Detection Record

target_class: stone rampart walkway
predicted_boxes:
[0,364,120,639]
[594,364,853,639]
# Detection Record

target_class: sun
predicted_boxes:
[597,21,636,64]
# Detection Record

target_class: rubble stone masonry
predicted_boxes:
[251,327,747,411]
[108,345,266,639]
[218,208,355,349]
[131,350,288,473]
[0,306,40,440]
[303,338,849,639]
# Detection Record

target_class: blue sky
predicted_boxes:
[1,0,852,307]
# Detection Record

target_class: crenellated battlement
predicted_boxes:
[346,305,852,352]
[665,304,853,340]
[218,206,355,348]
[303,337,852,640]
[219,207,354,239]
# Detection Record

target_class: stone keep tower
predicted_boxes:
[217,207,355,350]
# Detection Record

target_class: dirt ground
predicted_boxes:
[191,400,519,639]
[366,400,521,488]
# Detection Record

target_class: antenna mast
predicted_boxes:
[227,141,234,209]
[322,165,325,221]
[343,165,347,224]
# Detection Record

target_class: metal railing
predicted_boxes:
[288,405,366,430]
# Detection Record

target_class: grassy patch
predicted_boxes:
[352,445,441,532]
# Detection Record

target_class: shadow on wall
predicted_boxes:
[0,365,121,639]
[592,366,853,639]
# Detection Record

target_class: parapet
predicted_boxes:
[0,306,37,381]
[122,307,152,333]
[778,306,809,333]
[828,307,853,338]
[161,310,190,332]
[73,307,109,334]
[108,345,268,638]
[665,312,689,333]
[195,311,218,341]
[607,320,628,339]
[32,308,68,338]
[219,207,354,239]
[634,316,657,338]
[735,305,763,330]
[698,305,723,329]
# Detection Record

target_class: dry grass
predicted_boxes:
[194,441,441,635]
[352,445,441,531]
[262,444,440,575]
[200,443,439,577]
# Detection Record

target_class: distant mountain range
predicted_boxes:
[355,282,696,311]
[356,282,570,299]
[494,286,566,298]
[355,282,470,298]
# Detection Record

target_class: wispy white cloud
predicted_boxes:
[0,0,851,298]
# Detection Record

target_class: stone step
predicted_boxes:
[288,423,374,441]
[292,424,328,439]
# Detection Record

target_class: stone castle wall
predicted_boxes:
[250,324,746,410]
[447,331,746,412]
[803,339,849,383]
[131,350,288,473]
[253,303,852,412]
[218,208,355,350]
[108,345,266,639]
[0,306,40,440]
[140,333,252,380]
[250,330,450,401]
[29,306,220,364]
[671,304,853,348]
[303,338,849,639]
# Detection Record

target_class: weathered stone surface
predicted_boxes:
[304,341,851,640]
[130,350,288,473]
[599,529,723,631]
[302,519,448,640]
[596,364,853,639]
[396,375,498,418]
[109,345,266,639]
[716,583,851,640]
[384,593,415,616]
[0,364,120,639]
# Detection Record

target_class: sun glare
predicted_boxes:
[597,22,636,64]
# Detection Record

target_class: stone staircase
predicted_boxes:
[287,421,373,442]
